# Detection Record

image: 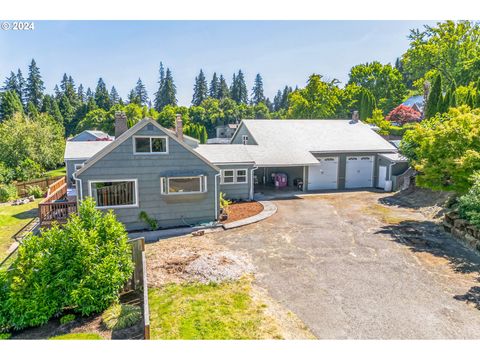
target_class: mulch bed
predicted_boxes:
[222,201,264,224]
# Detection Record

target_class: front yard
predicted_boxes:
[0,200,40,258]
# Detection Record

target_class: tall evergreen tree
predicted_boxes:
[230,70,248,104]
[60,73,69,92]
[192,69,208,106]
[161,68,177,107]
[273,90,282,111]
[425,74,442,118]
[134,78,148,105]
[2,72,23,104]
[85,87,93,100]
[265,97,273,112]
[53,85,61,99]
[359,88,376,120]
[25,59,45,109]
[217,75,229,99]
[280,86,292,109]
[0,91,23,120]
[110,86,120,105]
[77,84,85,103]
[449,84,457,108]
[16,69,26,106]
[209,72,219,98]
[59,94,75,135]
[127,89,140,105]
[94,78,111,111]
[41,94,63,124]
[154,62,166,111]
[251,73,265,105]
[476,78,480,108]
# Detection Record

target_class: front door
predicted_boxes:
[378,165,387,189]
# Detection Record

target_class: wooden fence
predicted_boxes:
[127,237,150,340]
[14,176,64,197]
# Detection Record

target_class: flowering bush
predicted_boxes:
[386,105,421,125]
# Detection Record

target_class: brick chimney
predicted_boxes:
[115,111,128,138]
[175,114,183,142]
[352,110,359,123]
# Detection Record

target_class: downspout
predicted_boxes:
[214,173,221,220]
[250,166,258,200]
[72,172,83,210]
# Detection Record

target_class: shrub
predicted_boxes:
[138,211,158,231]
[26,185,44,199]
[60,314,76,325]
[220,192,232,214]
[0,183,18,202]
[0,332,11,340]
[458,172,480,227]
[14,158,44,182]
[0,197,134,331]
[0,163,14,184]
[102,304,142,330]
[386,104,422,125]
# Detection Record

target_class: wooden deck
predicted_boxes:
[39,177,77,227]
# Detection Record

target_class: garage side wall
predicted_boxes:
[310,152,380,190]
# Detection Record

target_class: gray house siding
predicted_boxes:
[77,124,220,231]
[310,152,381,191]
[230,125,258,145]
[66,159,86,187]
[218,163,254,200]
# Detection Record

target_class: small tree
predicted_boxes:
[386,105,421,125]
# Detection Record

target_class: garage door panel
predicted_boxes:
[308,157,338,190]
[345,156,374,188]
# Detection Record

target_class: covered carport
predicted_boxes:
[254,166,306,193]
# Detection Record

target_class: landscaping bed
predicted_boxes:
[222,201,264,224]
[11,291,144,340]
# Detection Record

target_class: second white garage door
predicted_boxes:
[345,156,374,188]
[308,157,338,190]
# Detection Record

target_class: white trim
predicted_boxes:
[160,175,206,195]
[250,165,258,200]
[242,135,249,145]
[220,168,248,185]
[88,179,139,209]
[132,135,169,155]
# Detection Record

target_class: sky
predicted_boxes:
[0,21,438,106]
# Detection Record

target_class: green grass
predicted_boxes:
[44,167,66,178]
[49,333,103,340]
[0,200,40,258]
[148,277,282,340]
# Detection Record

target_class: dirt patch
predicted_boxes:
[223,201,263,223]
[146,235,254,287]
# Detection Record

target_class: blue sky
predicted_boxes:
[0,21,438,105]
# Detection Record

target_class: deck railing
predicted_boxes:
[39,176,77,226]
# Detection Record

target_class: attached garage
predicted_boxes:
[308,157,338,190]
[345,156,374,188]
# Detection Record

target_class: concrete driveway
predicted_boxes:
[216,191,480,339]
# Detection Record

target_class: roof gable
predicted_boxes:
[75,118,219,176]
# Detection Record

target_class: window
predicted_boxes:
[161,176,207,195]
[242,135,248,145]
[221,169,248,184]
[133,136,168,154]
[90,180,137,208]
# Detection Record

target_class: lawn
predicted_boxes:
[45,167,66,178]
[0,200,40,258]
[148,277,283,340]
[49,333,104,340]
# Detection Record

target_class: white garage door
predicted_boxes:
[308,157,338,190]
[345,156,374,188]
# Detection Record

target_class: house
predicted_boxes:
[402,95,424,114]
[68,130,113,142]
[206,124,238,144]
[67,112,410,231]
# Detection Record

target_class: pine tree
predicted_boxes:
[127,89,140,105]
[265,97,273,112]
[161,68,177,107]
[94,78,111,110]
[273,90,282,111]
[86,87,93,100]
[25,59,45,109]
[0,90,23,120]
[59,94,75,135]
[192,69,208,106]
[110,86,120,105]
[54,85,61,99]
[359,89,376,120]
[251,73,265,105]
[438,91,450,114]
[230,70,248,104]
[16,69,26,106]
[77,84,85,103]
[135,78,148,105]
[2,71,24,105]
[449,84,457,108]
[154,62,168,111]
[217,75,229,99]
[425,74,442,118]
[280,86,292,110]
[230,73,237,101]
[41,94,63,123]
[209,72,219,98]
[60,73,69,92]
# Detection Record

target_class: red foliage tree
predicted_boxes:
[386,104,422,125]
